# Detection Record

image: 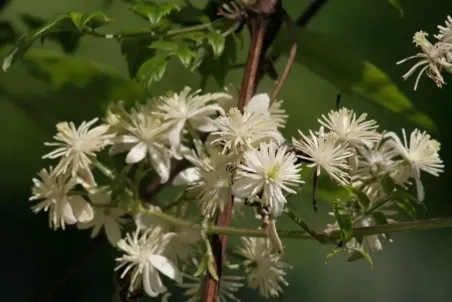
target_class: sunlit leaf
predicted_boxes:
[332,201,353,243]
[206,31,225,58]
[131,3,180,27]
[149,40,195,67]
[136,54,169,90]
[394,199,417,219]
[272,29,436,130]
[342,185,370,209]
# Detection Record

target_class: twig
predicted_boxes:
[271,13,297,101]
[296,0,329,27]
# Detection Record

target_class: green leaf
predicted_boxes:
[149,40,195,67]
[381,174,396,196]
[206,31,225,58]
[3,12,113,71]
[136,54,169,90]
[394,199,417,219]
[342,185,370,209]
[69,11,113,31]
[20,13,81,53]
[131,3,180,27]
[391,189,419,203]
[325,248,373,269]
[198,35,237,87]
[173,31,206,44]
[371,211,389,225]
[333,201,353,242]
[272,29,436,130]
[120,36,155,78]
[388,0,404,18]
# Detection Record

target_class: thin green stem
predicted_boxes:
[137,204,452,242]
[327,217,452,239]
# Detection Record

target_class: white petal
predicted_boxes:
[142,263,160,297]
[148,254,182,284]
[189,116,218,132]
[245,93,270,112]
[149,147,171,183]
[231,178,263,198]
[69,196,94,222]
[105,220,122,246]
[62,200,77,225]
[126,142,147,164]
[172,167,201,186]
[168,120,185,149]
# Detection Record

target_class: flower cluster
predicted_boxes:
[398,16,452,90]
[29,86,444,300]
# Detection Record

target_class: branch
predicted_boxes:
[137,205,452,241]
[296,0,329,27]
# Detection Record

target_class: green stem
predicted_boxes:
[137,204,452,242]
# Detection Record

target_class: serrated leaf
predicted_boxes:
[343,185,370,209]
[148,40,194,67]
[388,0,404,18]
[333,201,353,243]
[381,174,396,196]
[2,14,73,71]
[3,11,113,71]
[120,35,155,78]
[198,35,237,87]
[70,11,113,31]
[20,13,81,53]
[131,3,180,27]
[394,199,417,219]
[173,31,206,44]
[136,54,169,90]
[206,31,225,58]
[272,29,436,130]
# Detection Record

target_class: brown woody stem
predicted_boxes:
[202,1,283,301]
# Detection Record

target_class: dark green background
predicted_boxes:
[1,0,451,301]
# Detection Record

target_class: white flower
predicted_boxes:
[245,93,288,129]
[77,191,128,246]
[42,118,114,188]
[292,127,352,185]
[351,143,398,199]
[179,273,244,302]
[115,227,182,298]
[134,211,201,263]
[232,143,303,217]
[435,15,452,43]
[30,168,93,230]
[318,108,380,148]
[236,237,291,299]
[110,104,172,183]
[154,86,227,151]
[397,31,452,90]
[385,129,444,201]
[212,107,282,155]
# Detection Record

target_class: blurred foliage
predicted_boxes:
[1,0,452,302]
